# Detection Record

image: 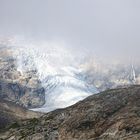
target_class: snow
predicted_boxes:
[32,67,98,112]
[1,37,137,112]
[1,39,98,112]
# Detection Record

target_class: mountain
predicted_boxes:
[83,62,140,92]
[1,38,140,112]
[0,41,98,112]
[0,85,140,140]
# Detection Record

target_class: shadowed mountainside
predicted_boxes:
[0,99,43,131]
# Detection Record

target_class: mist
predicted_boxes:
[0,0,140,63]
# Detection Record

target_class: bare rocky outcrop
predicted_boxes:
[0,47,45,108]
[0,85,140,140]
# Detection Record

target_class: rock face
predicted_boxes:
[82,62,140,92]
[0,85,140,140]
[0,47,45,108]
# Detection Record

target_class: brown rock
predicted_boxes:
[1,85,140,140]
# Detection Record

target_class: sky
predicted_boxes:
[0,0,140,63]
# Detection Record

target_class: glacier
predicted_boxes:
[1,38,98,112]
[19,48,98,112]
[32,68,98,112]
[0,37,138,112]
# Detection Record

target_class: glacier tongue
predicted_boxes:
[32,67,98,112]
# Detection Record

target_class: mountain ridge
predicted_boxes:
[0,85,140,140]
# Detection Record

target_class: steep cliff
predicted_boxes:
[0,47,45,108]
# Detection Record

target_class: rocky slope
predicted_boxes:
[0,85,140,140]
[0,47,45,108]
[0,99,42,131]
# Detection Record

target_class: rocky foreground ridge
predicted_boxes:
[0,85,140,140]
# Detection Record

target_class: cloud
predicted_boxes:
[0,0,140,63]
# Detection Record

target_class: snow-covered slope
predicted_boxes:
[0,38,98,112]
[1,37,140,112]
[16,48,98,112]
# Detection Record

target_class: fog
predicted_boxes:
[0,0,140,63]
